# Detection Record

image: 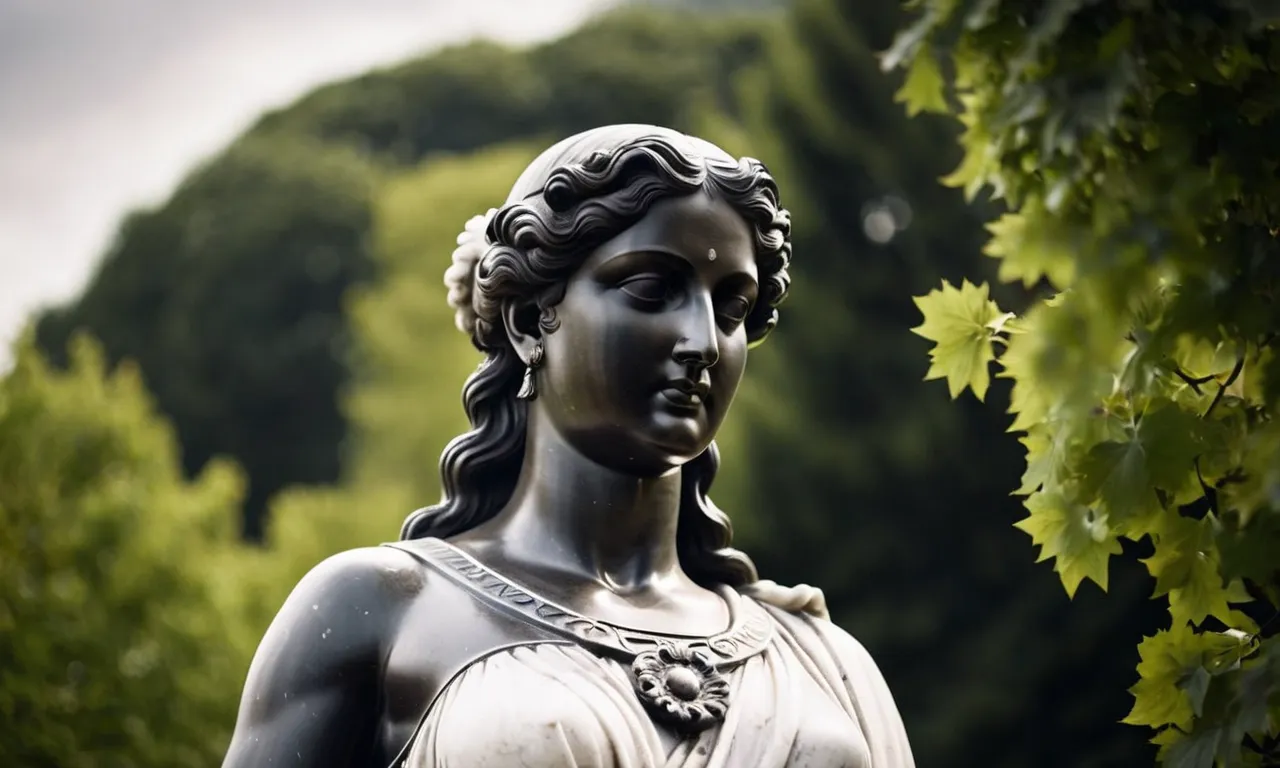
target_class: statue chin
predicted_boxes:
[537,410,717,479]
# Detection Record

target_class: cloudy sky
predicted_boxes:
[0,0,612,362]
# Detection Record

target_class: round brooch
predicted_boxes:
[631,642,730,734]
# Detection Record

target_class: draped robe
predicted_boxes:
[384,539,914,768]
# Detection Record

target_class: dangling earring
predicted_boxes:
[517,342,544,401]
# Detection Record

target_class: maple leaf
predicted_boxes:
[1014,491,1122,597]
[895,43,949,116]
[983,211,1077,289]
[911,279,1004,400]
[1016,424,1071,495]
[1124,626,1242,730]
[1076,399,1213,530]
[1143,516,1253,627]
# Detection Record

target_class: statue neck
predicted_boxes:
[478,411,688,592]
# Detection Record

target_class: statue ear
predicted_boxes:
[501,298,544,365]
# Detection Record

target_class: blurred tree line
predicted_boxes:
[7,1,1165,765]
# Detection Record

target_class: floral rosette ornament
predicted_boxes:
[631,642,730,733]
[442,208,497,336]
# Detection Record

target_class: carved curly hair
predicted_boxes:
[401,124,792,589]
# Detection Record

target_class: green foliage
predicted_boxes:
[36,135,381,540]
[251,8,774,160]
[0,334,254,766]
[245,144,546,630]
[346,143,539,494]
[892,1,1280,763]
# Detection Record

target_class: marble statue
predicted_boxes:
[222,124,914,768]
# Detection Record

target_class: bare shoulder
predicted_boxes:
[222,545,428,767]
[287,544,428,612]
[258,545,427,652]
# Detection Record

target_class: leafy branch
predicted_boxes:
[889,0,1280,765]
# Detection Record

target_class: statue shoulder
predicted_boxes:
[223,545,427,766]
[240,544,428,690]
[746,592,916,768]
[290,544,431,621]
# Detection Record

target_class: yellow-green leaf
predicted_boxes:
[1014,491,1123,597]
[1016,425,1071,495]
[895,44,949,116]
[911,279,1004,400]
[983,211,1077,289]
[1142,516,1253,627]
[942,119,998,201]
[998,321,1054,431]
[1124,626,1242,729]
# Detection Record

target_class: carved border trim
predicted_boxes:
[405,537,773,668]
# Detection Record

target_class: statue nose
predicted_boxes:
[672,295,719,368]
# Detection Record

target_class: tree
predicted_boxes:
[249,143,547,592]
[894,2,1280,764]
[345,142,539,493]
[36,136,380,540]
[0,334,256,766]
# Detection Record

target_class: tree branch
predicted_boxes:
[1194,457,1218,514]
[1173,367,1215,395]
[1204,356,1245,418]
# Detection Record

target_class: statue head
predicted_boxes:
[402,124,792,587]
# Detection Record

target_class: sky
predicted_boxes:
[0,0,613,363]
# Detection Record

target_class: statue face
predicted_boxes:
[536,191,758,476]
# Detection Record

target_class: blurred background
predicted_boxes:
[0,0,1167,765]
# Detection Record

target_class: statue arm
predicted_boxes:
[222,547,414,768]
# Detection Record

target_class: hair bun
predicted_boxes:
[443,209,497,335]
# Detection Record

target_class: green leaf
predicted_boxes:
[1015,424,1071,495]
[1180,665,1212,719]
[1076,399,1213,528]
[984,212,1078,289]
[1235,637,1280,735]
[1014,491,1122,597]
[941,113,997,201]
[1221,422,1280,527]
[1097,18,1135,62]
[998,320,1053,431]
[896,44,950,116]
[1143,516,1255,627]
[1125,626,1236,729]
[1139,400,1215,497]
[1216,506,1280,586]
[1161,726,1222,768]
[911,279,1004,400]
[1077,436,1155,525]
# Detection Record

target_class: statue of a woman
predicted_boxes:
[223,124,914,768]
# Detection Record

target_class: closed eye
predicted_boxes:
[715,294,755,331]
[618,273,676,307]
[718,295,753,325]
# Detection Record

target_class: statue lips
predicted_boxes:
[658,376,711,414]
